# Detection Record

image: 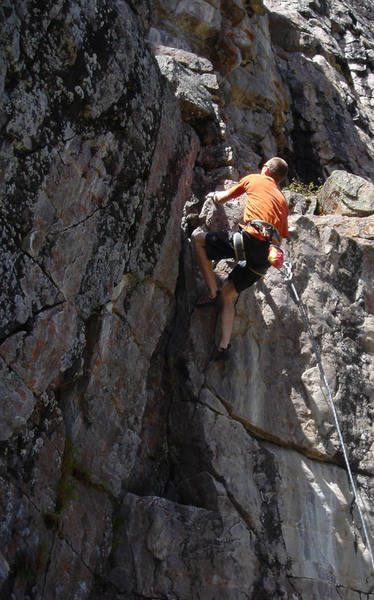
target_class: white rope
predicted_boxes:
[281,261,374,574]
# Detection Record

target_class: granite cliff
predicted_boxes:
[1,0,374,598]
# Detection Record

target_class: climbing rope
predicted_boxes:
[281,260,374,575]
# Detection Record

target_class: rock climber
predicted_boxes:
[192,157,289,361]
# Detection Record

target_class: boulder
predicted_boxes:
[319,170,374,216]
[284,188,318,214]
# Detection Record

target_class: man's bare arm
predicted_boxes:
[205,189,232,204]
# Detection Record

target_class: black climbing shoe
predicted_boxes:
[196,290,220,308]
[213,344,231,361]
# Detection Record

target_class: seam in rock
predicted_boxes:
[48,204,103,235]
[204,382,350,466]
[0,299,66,346]
[16,241,67,302]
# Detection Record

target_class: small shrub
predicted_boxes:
[286,178,323,197]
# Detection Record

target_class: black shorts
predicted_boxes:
[205,230,270,293]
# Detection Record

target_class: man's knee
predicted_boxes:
[221,280,238,303]
[192,230,206,248]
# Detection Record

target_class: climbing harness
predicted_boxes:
[250,219,281,245]
[234,222,284,269]
[233,232,280,275]
[281,259,374,575]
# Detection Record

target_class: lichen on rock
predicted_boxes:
[1,0,374,598]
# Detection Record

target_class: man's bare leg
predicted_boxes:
[192,231,218,298]
[218,280,238,349]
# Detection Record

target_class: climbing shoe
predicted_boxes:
[213,344,231,361]
[196,291,220,308]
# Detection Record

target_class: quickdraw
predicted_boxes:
[281,260,293,281]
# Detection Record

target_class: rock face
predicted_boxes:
[319,170,374,216]
[1,1,374,599]
[264,0,374,182]
[150,0,374,186]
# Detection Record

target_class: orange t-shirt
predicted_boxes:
[228,173,289,243]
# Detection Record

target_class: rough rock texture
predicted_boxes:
[150,0,374,184]
[319,170,374,216]
[1,1,374,599]
[0,1,198,598]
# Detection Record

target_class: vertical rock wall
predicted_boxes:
[1,0,374,599]
[150,0,374,183]
[265,0,374,182]
[0,1,198,597]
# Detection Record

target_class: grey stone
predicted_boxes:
[319,170,374,216]
[108,492,259,599]
[1,0,374,598]
[284,189,318,214]
[0,551,9,583]
[0,357,36,441]
[156,54,219,124]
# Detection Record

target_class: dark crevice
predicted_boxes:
[45,205,103,236]
[0,300,66,347]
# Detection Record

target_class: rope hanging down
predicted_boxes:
[281,260,374,574]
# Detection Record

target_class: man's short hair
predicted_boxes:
[267,157,288,183]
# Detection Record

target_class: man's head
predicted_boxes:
[261,157,288,184]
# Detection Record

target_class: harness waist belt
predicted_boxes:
[248,220,281,245]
